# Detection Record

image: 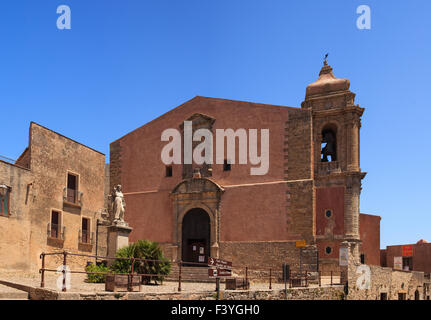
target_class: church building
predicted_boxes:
[109,61,380,272]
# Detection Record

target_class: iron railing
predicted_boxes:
[39,251,211,292]
[47,223,65,240]
[39,251,343,293]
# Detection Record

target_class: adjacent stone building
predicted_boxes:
[0,156,32,271]
[0,122,107,272]
[110,61,380,272]
[381,240,431,274]
[359,213,381,266]
[344,240,428,300]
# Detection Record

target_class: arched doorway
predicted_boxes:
[181,208,210,265]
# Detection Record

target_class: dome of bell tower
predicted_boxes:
[305,60,350,99]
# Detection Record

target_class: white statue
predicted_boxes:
[110,185,126,224]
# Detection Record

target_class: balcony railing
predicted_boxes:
[79,229,94,244]
[66,188,77,203]
[47,223,65,240]
[317,161,341,175]
[63,188,83,206]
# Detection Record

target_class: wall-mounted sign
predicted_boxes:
[394,256,402,270]
[339,247,349,266]
[402,245,413,257]
[296,240,306,247]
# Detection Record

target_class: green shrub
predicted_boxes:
[110,240,171,285]
[85,263,110,283]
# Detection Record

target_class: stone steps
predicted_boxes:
[165,266,215,283]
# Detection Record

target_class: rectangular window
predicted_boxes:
[81,217,90,243]
[380,293,388,300]
[67,173,78,203]
[223,159,231,171]
[51,211,61,239]
[166,165,173,177]
[360,254,365,264]
[0,187,10,216]
[402,257,413,271]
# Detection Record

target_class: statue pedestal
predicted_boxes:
[107,224,133,265]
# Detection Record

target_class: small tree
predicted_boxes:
[110,240,171,285]
[85,263,110,283]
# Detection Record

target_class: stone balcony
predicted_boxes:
[317,161,341,175]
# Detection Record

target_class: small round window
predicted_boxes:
[325,210,332,218]
[325,247,332,255]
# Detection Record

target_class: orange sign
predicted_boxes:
[296,240,306,247]
[402,245,413,257]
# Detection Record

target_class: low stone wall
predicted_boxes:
[347,263,425,300]
[27,286,345,300]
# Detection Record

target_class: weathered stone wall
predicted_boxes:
[220,183,289,242]
[219,241,301,278]
[96,221,109,259]
[347,262,425,300]
[285,109,312,181]
[28,286,345,300]
[285,180,314,244]
[0,160,32,271]
[15,148,30,169]
[27,122,106,271]
[109,141,121,192]
[0,123,109,273]
[284,109,315,245]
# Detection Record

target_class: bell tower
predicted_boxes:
[301,58,366,266]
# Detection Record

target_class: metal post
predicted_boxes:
[62,251,67,292]
[178,261,182,292]
[318,270,321,287]
[330,271,333,286]
[40,253,45,288]
[289,269,292,289]
[269,268,272,290]
[245,267,248,290]
[129,257,135,292]
[299,247,302,274]
[216,277,220,299]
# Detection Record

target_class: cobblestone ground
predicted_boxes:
[0,271,337,294]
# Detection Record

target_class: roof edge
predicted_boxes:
[30,122,105,156]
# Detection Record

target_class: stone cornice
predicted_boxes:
[314,171,367,181]
[312,105,364,118]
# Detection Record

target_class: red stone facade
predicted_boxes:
[359,213,381,265]
[381,240,431,273]
[110,62,376,271]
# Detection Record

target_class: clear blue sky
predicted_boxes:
[0,1,430,248]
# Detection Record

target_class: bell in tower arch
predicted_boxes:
[321,129,337,162]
